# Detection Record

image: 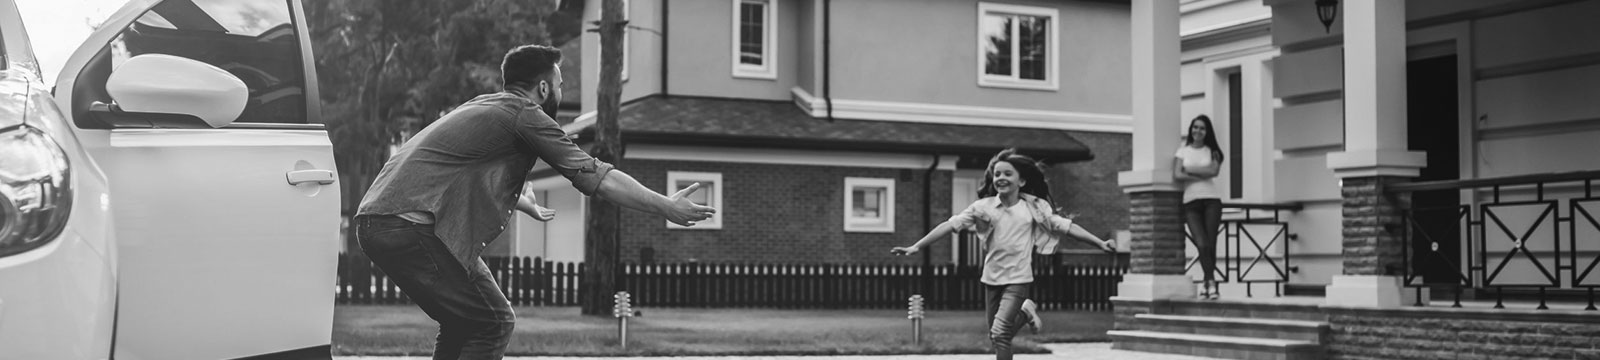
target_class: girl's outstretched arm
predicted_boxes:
[1065,224,1116,252]
[891,221,958,255]
[1044,212,1115,252]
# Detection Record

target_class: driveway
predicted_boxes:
[332,342,1219,360]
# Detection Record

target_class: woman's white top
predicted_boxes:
[1175,144,1221,204]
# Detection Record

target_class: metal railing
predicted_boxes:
[1185,202,1301,297]
[1387,170,1600,310]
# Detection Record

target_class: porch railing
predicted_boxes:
[1186,202,1301,297]
[1387,170,1600,310]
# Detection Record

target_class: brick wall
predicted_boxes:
[1340,176,1409,276]
[1050,131,1133,250]
[614,159,953,265]
[1326,307,1600,360]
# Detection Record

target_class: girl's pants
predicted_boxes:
[984,283,1033,360]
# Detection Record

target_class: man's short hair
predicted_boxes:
[502,45,563,90]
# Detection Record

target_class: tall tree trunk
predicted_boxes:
[582,0,626,316]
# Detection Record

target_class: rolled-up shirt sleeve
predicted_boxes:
[508,109,615,196]
[946,201,987,231]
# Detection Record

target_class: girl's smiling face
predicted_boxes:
[991,161,1024,197]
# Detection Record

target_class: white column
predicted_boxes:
[1324,0,1426,308]
[1115,0,1190,301]
[1325,0,1425,178]
[1117,0,1181,193]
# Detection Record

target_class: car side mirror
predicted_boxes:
[100,54,247,128]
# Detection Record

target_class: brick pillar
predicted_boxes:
[1323,0,1426,308]
[1116,190,1194,300]
[1128,191,1186,275]
[1340,176,1409,276]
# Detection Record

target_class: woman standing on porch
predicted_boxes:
[890,149,1114,360]
[1174,115,1225,300]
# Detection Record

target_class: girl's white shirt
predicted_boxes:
[1175,144,1221,203]
[946,193,1071,286]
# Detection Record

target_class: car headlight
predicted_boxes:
[0,125,72,258]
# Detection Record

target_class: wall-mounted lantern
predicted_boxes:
[1316,0,1339,33]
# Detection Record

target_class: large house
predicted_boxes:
[1112,0,1600,359]
[492,0,1137,265]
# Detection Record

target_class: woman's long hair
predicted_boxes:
[977,148,1054,206]
[1186,115,1225,163]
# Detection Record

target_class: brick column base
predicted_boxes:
[1326,176,1421,308]
[1117,190,1191,300]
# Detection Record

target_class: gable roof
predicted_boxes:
[565,96,1094,164]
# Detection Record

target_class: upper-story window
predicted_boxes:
[732,0,777,79]
[977,2,1058,91]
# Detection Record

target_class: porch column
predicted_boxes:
[1116,0,1189,301]
[1324,0,1427,308]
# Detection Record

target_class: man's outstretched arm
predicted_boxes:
[592,170,716,226]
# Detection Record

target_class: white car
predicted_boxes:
[0,0,340,359]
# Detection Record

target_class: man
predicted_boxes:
[355,44,715,360]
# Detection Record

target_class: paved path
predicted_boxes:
[333,342,1220,360]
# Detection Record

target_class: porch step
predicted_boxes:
[1283,284,1325,297]
[1157,297,1328,321]
[1134,314,1329,343]
[1109,330,1324,360]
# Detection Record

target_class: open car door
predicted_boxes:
[53,0,338,358]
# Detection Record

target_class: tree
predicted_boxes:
[582,0,627,316]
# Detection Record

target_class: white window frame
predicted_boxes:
[843,177,895,233]
[731,0,778,80]
[666,171,723,230]
[976,2,1059,91]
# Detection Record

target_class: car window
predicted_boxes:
[74,0,307,125]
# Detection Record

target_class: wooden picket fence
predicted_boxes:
[336,255,1126,311]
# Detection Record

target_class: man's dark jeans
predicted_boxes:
[356,215,515,360]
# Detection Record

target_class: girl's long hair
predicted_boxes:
[1186,115,1225,163]
[977,148,1054,207]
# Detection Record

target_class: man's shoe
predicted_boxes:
[1020,299,1043,334]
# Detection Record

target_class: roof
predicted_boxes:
[564,96,1094,164]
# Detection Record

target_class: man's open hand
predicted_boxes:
[666,182,716,226]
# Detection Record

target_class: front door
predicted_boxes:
[1406,54,1463,286]
[55,0,338,358]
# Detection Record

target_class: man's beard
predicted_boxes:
[540,96,560,119]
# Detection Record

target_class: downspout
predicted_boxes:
[922,154,939,292]
[660,0,669,97]
[823,0,833,122]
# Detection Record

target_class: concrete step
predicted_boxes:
[1154,297,1328,321]
[1109,330,1324,360]
[1134,314,1329,343]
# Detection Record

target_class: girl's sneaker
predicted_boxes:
[1021,299,1043,333]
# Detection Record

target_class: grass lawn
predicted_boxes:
[334,305,1113,357]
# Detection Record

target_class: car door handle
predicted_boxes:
[286,169,336,185]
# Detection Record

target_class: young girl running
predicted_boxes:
[891,149,1114,360]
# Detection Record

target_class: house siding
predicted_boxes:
[827,0,1130,115]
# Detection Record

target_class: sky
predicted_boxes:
[14,0,123,84]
